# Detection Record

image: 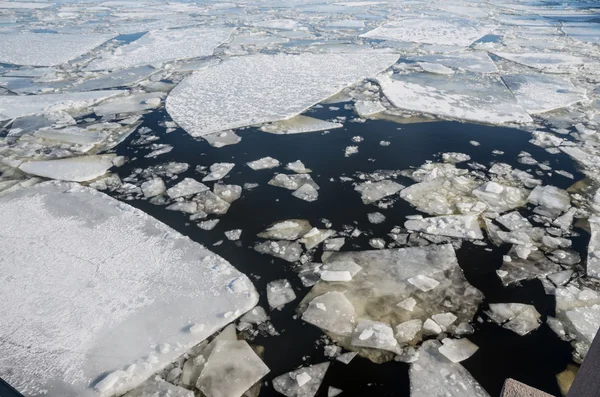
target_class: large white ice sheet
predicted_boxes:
[0,182,258,397]
[0,33,115,67]
[166,52,399,137]
[380,73,533,124]
[0,90,126,121]
[86,27,232,71]
[361,17,496,46]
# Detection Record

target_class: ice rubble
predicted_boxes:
[0,33,115,67]
[404,215,484,239]
[166,52,399,137]
[486,303,541,336]
[379,73,533,125]
[167,178,209,199]
[267,279,297,309]
[588,217,600,279]
[261,115,343,135]
[355,180,404,204]
[86,27,233,71]
[0,182,258,397]
[272,362,330,397]
[123,378,192,397]
[361,17,495,47]
[19,154,116,182]
[299,245,483,359]
[258,219,313,241]
[0,90,125,121]
[410,340,490,397]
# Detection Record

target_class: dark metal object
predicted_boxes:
[567,331,600,397]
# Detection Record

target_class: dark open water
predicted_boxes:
[108,104,586,397]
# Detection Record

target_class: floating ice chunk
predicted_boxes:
[224,229,242,241]
[247,157,280,170]
[286,160,312,174]
[19,154,115,182]
[423,318,443,335]
[369,238,385,249]
[166,52,399,137]
[255,240,303,262]
[495,211,532,231]
[141,178,165,198]
[302,291,357,336]
[213,184,242,204]
[273,362,330,397]
[322,261,362,278]
[258,220,312,241]
[199,219,219,231]
[321,271,352,282]
[94,92,163,116]
[124,378,192,397]
[498,247,561,286]
[379,73,532,125]
[72,66,156,92]
[196,191,231,215]
[368,212,386,224]
[419,62,454,75]
[0,33,115,67]
[410,340,489,397]
[262,115,343,135]
[203,130,241,148]
[269,173,319,191]
[351,319,397,352]
[167,201,198,214]
[527,185,570,214]
[167,178,209,199]
[486,303,541,335]
[408,275,440,292]
[400,178,481,216]
[472,182,529,213]
[0,182,258,397]
[267,279,296,309]
[336,352,358,364]
[203,163,235,182]
[493,52,590,74]
[344,146,358,157]
[361,17,495,46]
[354,100,386,117]
[240,306,268,325]
[324,238,345,251]
[328,387,343,397]
[355,180,404,204]
[503,74,587,114]
[293,184,319,202]
[197,340,269,397]
[588,218,600,279]
[432,313,458,330]
[397,297,417,312]
[0,90,125,121]
[300,228,336,249]
[405,215,484,239]
[87,27,232,71]
[396,319,422,343]
[442,152,471,164]
[438,338,478,363]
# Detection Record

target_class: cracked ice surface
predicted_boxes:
[0,182,258,397]
[166,52,399,137]
[0,33,115,67]
[361,17,496,46]
[379,73,533,125]
[86,27,233,71]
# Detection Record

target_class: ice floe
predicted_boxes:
[166,52,398,137]
[0,182,258,397]
[87,27,233,71]
[261,115,343,135]
[19,154,116,182]
[272,362,329,397]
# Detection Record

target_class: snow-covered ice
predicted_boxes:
[166,52,399,137]
[87,27,232,71]
[0,33,115,67]
[258,220,312,241]
[0,182,258,397]
[261,115,343,135]
[19,154,115,182]
[247,157,280,170]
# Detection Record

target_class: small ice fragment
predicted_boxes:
[258,220,312,241]
[286,160,312,174]
[397,297,417,311]
[202,163,235,182]
[369,238,386,249]
[198,219,219,231]
[368,212,386,224]
[189,324,205,334]
[296,372,312,387]
[336,352,358,364]
[267,279,296,309]
[396,319,423,343]
[345,146,359,157]
[224,229,242,241]
[321,270,353,282]
[167,178,209,198]
[423,318,443,335]
[293,184,319,202]
[272,363,330,397]
[328,386,343,397]
[351,319,397,351]
[302,292,356,336]
[407,275,440,292]
[438,338,479,363]
[141,178,166,198]
[431,313,458,330]
[247,157,280,170]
